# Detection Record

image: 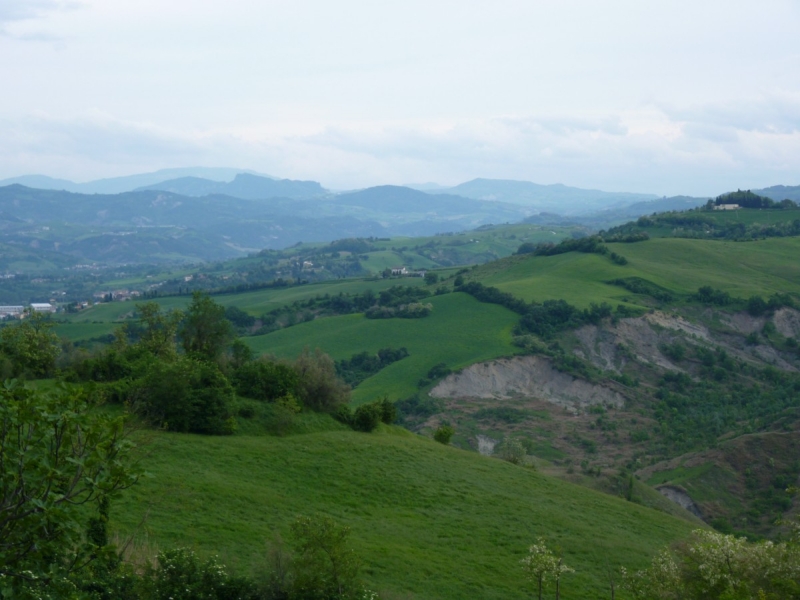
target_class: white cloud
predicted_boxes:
[0,0,82,40]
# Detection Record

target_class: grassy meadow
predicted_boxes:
[244,292,519,404]
[114,425,698,600]
[471,237,800,307]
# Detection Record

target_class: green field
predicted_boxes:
[244,292,519,404]
[472,237,800,307]
[55,278,430,341]
[114,426,697,599]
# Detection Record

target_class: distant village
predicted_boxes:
[0,288,143,319]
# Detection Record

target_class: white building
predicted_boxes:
[714,204,740,211]
[0,305,24,317]
[30,303,56,313]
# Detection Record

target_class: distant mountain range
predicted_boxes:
[0,167,273,195]
[1,166,797,268]
[432,178,660,213]
[754,185,800,203]
[134,173,325,200]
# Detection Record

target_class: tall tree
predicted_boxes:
[180,292,234,363]
[0,311,60,378]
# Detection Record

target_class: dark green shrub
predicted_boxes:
[352,402,382,432]
[332,404,353,425]
[233,360,299,402]
[747,295,768,316]
[433,425,455,445]
[131,357,234,435]
[379,397,397,424]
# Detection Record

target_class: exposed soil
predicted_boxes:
[430,356,625,413]
[656,486,703,518]
[573,309,799,375]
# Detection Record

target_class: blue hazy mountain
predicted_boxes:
[436,178,659,214]
[136,173,326,200]
[0,167,273,195]
[753,185,800,203]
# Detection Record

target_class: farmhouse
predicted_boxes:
[714,203,740,210]
[391,266,408,276]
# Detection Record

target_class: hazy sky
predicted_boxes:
[1,0,799,194]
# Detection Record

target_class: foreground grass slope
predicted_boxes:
[114,427,697,599]
[244,292,519,404]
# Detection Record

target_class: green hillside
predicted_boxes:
[113,426,697,599]
[244,292,519,404]
[471,237,800,307]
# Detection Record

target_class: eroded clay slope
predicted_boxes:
[429,355,624,412]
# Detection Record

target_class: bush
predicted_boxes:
[294,348,351,413]
[332,404,353,425]
[233,360,299,402]
[131,357,234,435]
[352,402,382,432]
[143,547,257,600]
[379,397,397,424]
[433,425,455,444]
[495,437,526,465]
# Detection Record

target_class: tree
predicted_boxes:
[133,302,184,359]
[0,311,60,378]
[233,359,299,403]
[520,538,573,600]
[495,436,526,465]
[294,348,350,413]
[0,381,138,591]
[424,272,439,285]
[131,356,235,435]
[621,527,800,599]
[290,515,362,600]
[180,292,234,363]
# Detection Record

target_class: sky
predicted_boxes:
[1,0,799,195]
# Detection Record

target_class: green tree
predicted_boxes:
[180,292,235,363]
[294,348,350,413]
[290,515,362,600]
[131,356,235,435]
[233,359,299,402]
[424,272,439,285]
[0,382,138,591]
[133,302,184,359]
[0,311,60,378]
[495,436,526,465]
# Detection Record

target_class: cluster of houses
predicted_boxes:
[390,266,427,277]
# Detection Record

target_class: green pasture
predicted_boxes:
[113,427,697,599]
[473,237,800,307]
[60,277,427,325]
[244,292,519,404]
[54,321,119,342]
